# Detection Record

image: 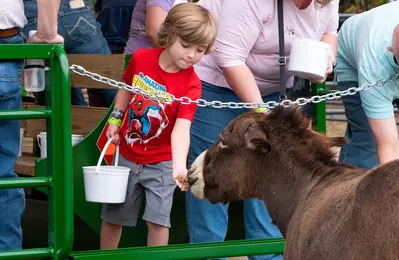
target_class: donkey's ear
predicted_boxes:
[244,124,270,154]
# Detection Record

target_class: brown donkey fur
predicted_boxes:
[188,106,399,260]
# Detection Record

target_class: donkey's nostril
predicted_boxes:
[188,175,198,186]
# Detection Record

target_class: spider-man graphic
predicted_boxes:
[123,94,169,145]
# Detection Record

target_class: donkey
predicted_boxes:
[188,106,399,260]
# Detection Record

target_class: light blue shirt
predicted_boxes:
[335,2,399,119]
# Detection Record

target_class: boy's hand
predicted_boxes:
[107,124,120,145]
[173,167,189,191]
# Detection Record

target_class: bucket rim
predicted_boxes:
[291,38,331,49]
[83,165,131,173]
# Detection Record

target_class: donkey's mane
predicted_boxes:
[265,106,343,170]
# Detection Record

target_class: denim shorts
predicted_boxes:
[101,155,176,228]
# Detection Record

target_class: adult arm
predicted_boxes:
[145,6,168,47]
[359,64,399,165]
[320,33,337,66]
[222,66,263,103]
[311,0,339,83]
[30,0,64,43]
[215,0,265,104]
[368,117,399,165]
[322,0,339,62]
[309,33,338,83]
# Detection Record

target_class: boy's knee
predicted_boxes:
[102,220,122,229]
[146,221,168,231]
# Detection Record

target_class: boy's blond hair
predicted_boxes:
[158,3,217,54]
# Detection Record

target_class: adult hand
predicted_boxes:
[309,55,335,84]
[27,31,64,44]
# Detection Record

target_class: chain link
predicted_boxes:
[69,64,399,110]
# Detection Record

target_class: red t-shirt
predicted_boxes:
[119,48,201,164]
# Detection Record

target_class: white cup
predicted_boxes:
[37,132,83,158]
[18,128,25,157]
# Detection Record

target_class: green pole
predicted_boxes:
[312,82,327,134]
[47,45,74,260]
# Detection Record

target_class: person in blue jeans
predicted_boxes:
[186,0,337,259]
[0,31,26,252]
[335,2,399,169]
[23,0,117,107]
[0,0,63,250]
[94,0,137,54]
[186,83,284,260]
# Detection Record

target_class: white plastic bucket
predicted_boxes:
[18,128,25,157]
[37,132,83,158]
[288,38,332,80]
[82,138,130,203]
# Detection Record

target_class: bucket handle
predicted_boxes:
[96,138,119,174]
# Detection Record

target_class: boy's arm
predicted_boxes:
[171,118,192,191]
[113,89,131,112]
[117,53,138,111]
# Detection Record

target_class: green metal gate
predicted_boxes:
[0,44,73,260]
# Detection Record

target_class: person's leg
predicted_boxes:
[146,222,169,246]
[244,200,283,260]
[87,89,117,107]
[100,221,123,249]
[244,93,283,260]
[338,81,379,169]
[186,82,248,260]
[70,88,88,106]
[140,161,176,246]
[57,0,117,107]
[100,155,142,249]
[0,34,26,250]
[24,0,117,107]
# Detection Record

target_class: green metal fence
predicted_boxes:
[0,44,73,260]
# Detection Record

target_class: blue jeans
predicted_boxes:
[338,81,379,169]
[0,34,26,250]
[186,81,283,260]
[23,0,117,107]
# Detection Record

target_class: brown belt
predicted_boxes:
[0,27,20,38]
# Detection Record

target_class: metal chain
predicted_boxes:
[69,64,399,110]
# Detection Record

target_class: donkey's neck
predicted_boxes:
[259,152,338,236]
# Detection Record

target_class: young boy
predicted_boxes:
[100,2,217,249]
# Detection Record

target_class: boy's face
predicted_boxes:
[167,37,208,70]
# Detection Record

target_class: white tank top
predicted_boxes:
[0,0,27,30]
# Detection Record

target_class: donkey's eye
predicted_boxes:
[218,136,228,149]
